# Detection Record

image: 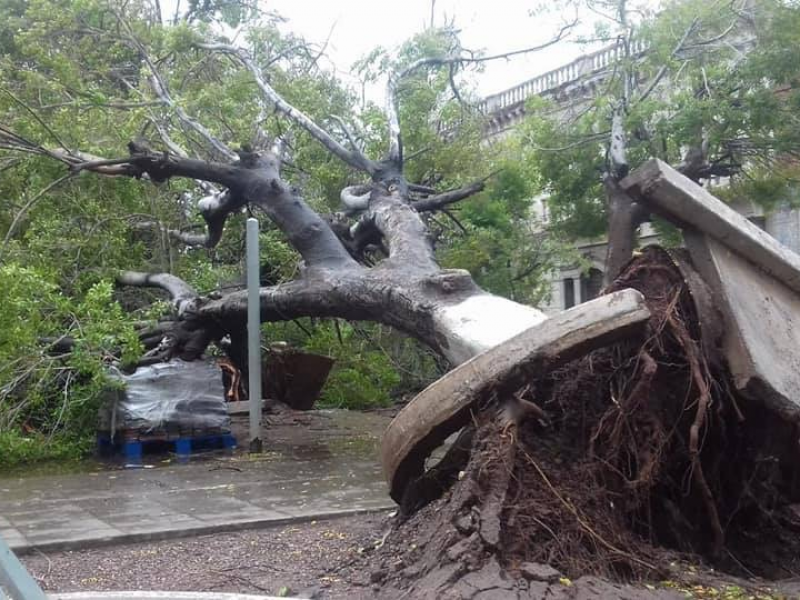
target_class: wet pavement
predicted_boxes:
[0,409,395,554]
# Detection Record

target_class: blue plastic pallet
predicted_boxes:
[98,432,237,464]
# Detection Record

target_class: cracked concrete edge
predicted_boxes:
[50,592,298,600]
[10,504,395,556]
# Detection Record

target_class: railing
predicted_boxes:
[477,39,649,116]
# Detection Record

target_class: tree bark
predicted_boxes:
[137,264,547,367]
[112,140,547,368]
[604,177,648,286]
[10,41,552,371]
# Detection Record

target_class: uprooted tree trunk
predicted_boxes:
[601,151,730,287]
[603,177,649,285]
[110,143,547,368]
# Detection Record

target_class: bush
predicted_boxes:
[0,265,141,469]
[0,430,91,470]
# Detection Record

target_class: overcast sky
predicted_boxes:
[263,0,598,101]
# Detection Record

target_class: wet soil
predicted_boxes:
[22,512,799,600]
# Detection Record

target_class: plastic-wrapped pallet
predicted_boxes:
[99,359,230,434]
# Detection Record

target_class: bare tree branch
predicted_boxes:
[133,218,220,248]
[397,20,578,76]
[528,131,610,153]
[0,86,71,152]
[112,144,358,268]
[37,100,163,111]
[112,9,237,161]
[413,177,492,212]
[118,271,199,315]
[0,173,76,260]
[0,128,358,267]
[0,125,76,166]
[330,115,361,152]
[637,17,700,104]
[384,19,577,167]
[199,42,376,174]
[340,184,372,213]
[679,15,740,51]
[370,187,439,273]
[386,75,404,166]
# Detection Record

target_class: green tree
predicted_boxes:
[521,0,800,280]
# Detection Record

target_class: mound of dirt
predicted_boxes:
[368,247,800,599]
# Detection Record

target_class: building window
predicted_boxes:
[563,278,575,309]
[580,268,604,302]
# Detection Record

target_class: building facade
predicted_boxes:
[480,41,800,315]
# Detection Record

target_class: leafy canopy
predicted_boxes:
[520,0,800,240]
[0,0,564,465]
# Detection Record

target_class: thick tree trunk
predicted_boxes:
[604,177,648,286]
[430,292,547,364]
[189,265,547,367]
[106,147,549,369]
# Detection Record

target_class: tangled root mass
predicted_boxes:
[374,247,800,599]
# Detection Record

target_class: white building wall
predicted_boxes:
[766,206,800,255]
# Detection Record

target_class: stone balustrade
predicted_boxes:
[478,39,648,135]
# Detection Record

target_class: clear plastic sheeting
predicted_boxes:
[99,359,230,434]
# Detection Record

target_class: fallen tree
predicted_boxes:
[2,16,564,369]
[369,246,800,599]
[366,161,800,596]
[0,3,573,462]
[3,5,800,597]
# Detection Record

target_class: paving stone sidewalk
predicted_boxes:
[0,410,395,554]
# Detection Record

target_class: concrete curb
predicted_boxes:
[11,505,394,556]
[51,592,298,600]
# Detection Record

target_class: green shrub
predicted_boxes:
[0,265,141,469]
[0,430,92,470]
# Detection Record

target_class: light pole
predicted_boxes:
[246,217,263,453]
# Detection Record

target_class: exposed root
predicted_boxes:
[477,404,517,549]
[670,310,724,557]
[518,447,658,574]
[371,247,800,599]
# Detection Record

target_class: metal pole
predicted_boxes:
[0,535,48,600]
[246,218,263,453]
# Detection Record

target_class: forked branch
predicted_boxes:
[199,42,377,174]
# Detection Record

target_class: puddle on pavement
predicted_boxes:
[0,409,393,479]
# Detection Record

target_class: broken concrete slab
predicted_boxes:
[381,288,651,502]
[621,159,800,296]
[684,232,800,419]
